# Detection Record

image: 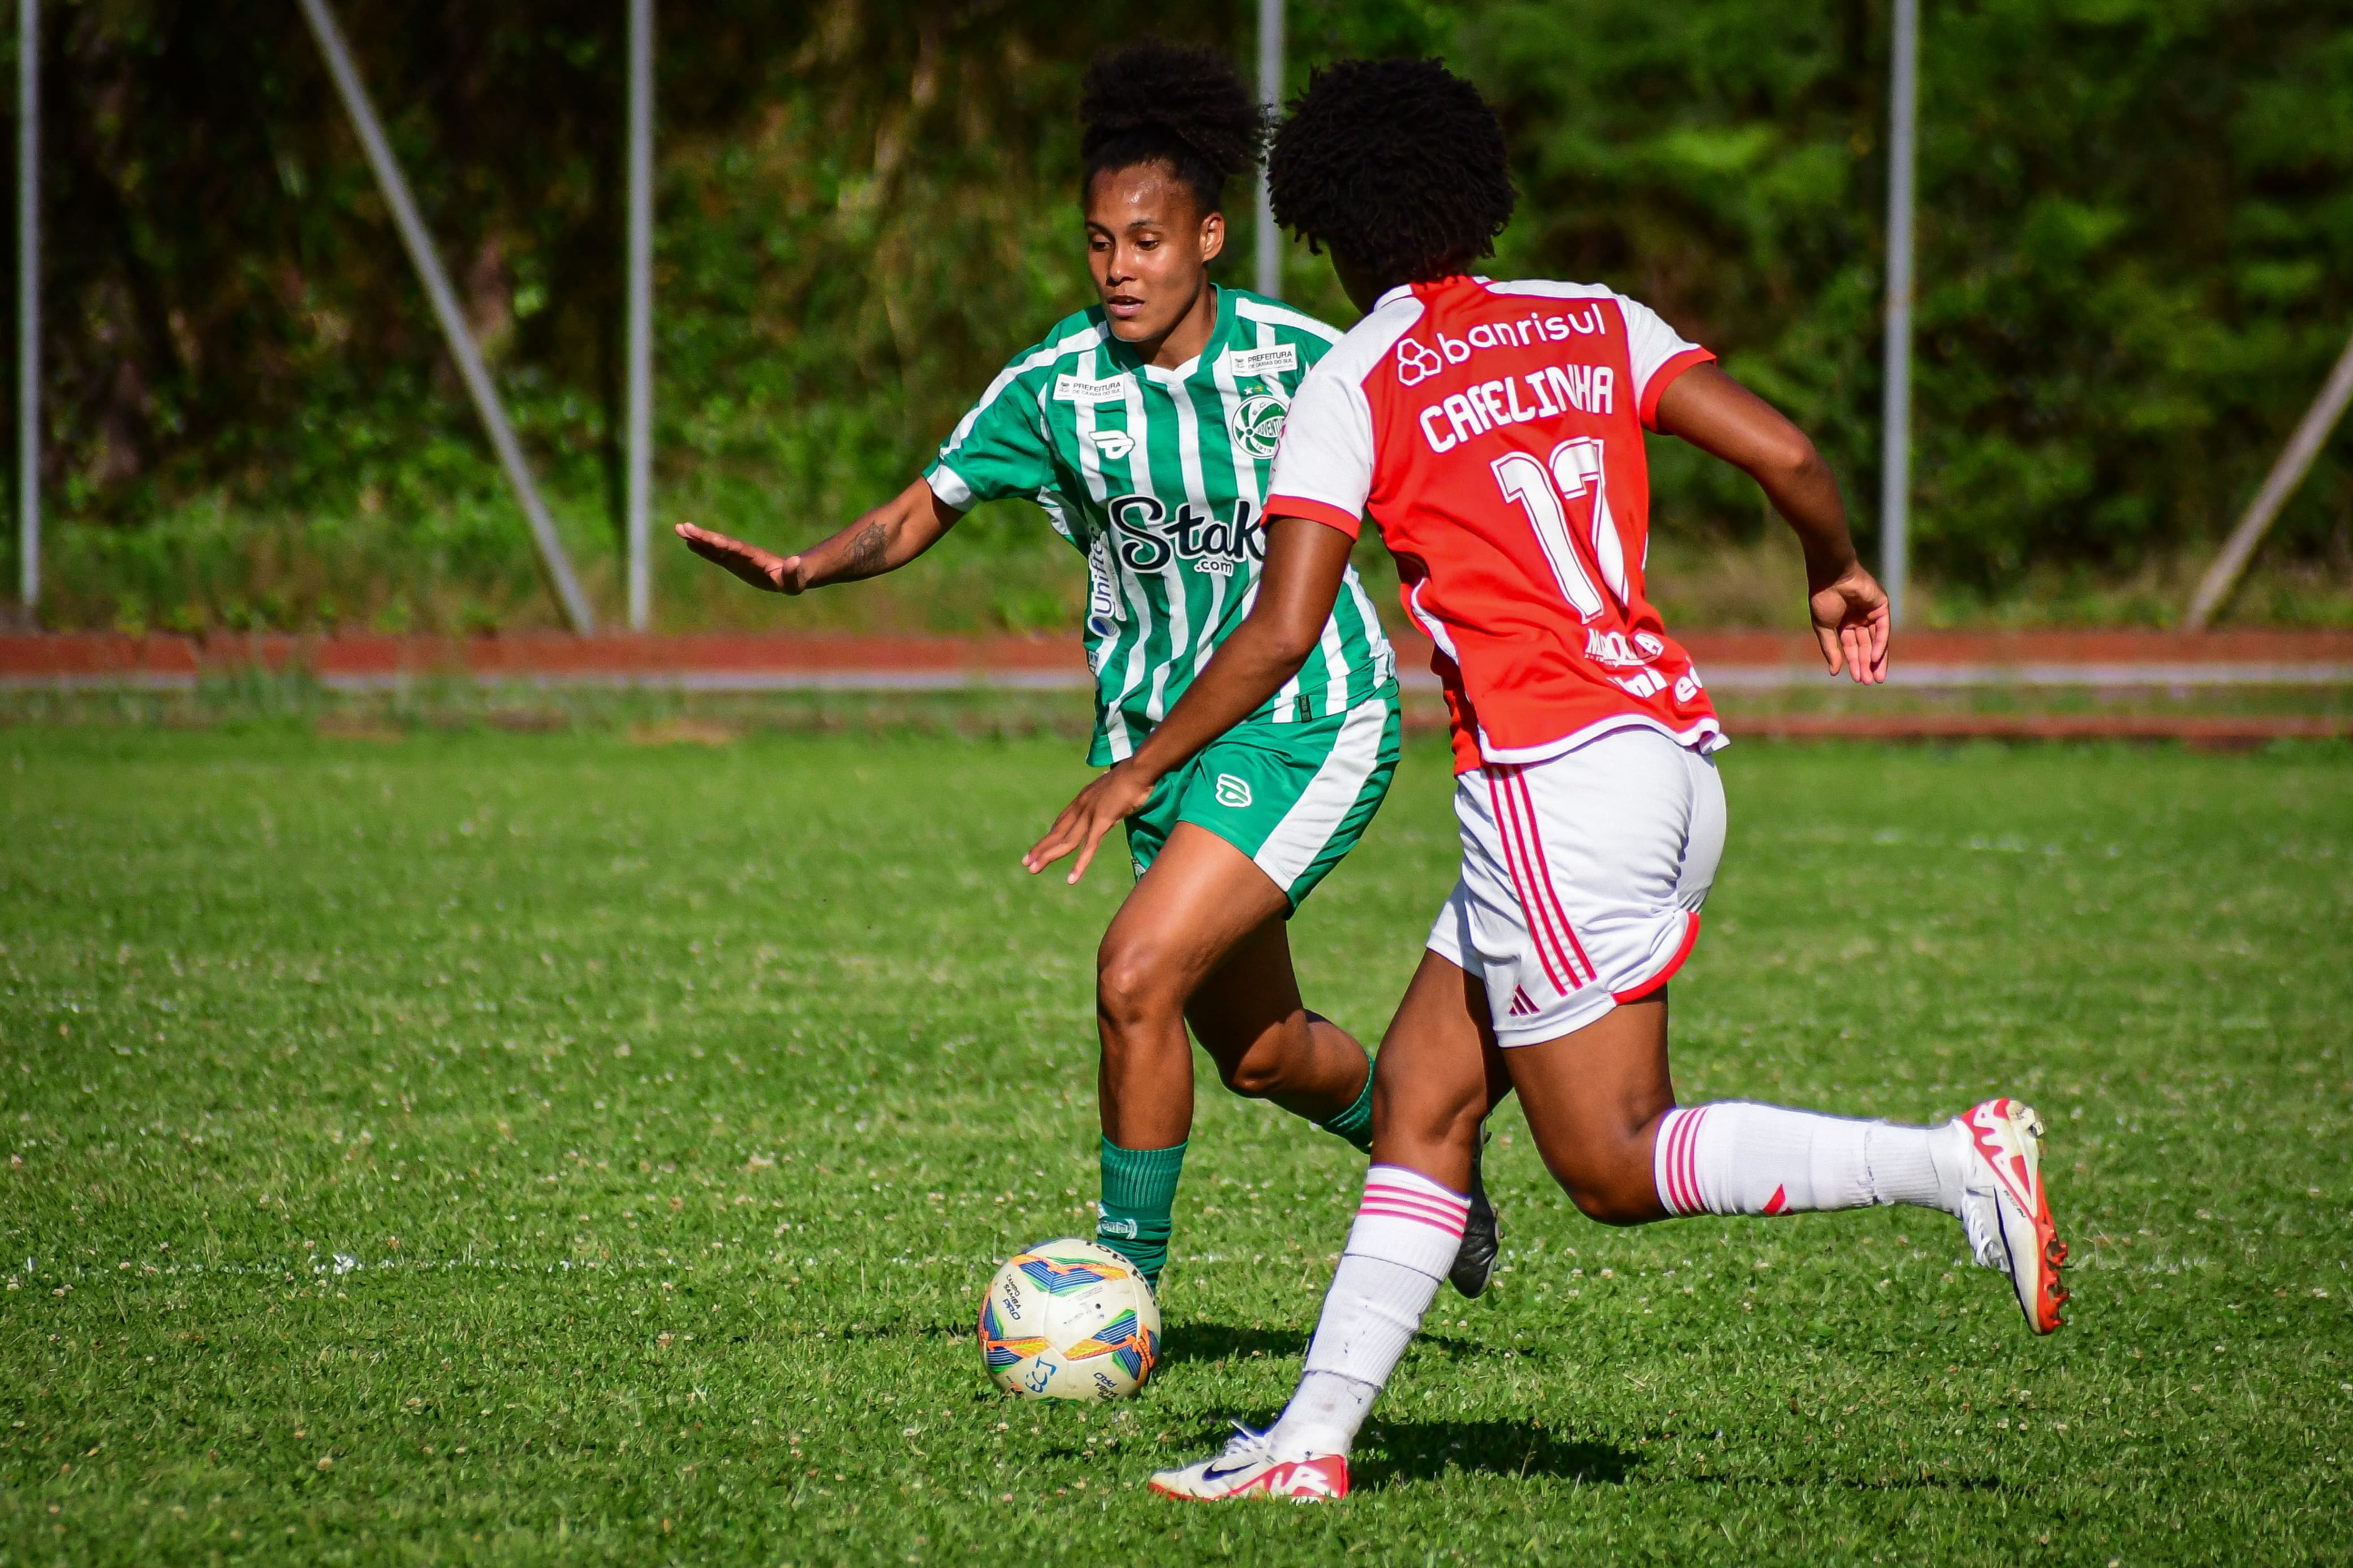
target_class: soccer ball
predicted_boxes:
[977,1238,1161,1401]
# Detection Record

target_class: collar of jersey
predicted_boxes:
[1102,285,1236,386]
[1380,275,1490,310]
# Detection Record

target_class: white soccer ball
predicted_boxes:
[977,1237,1161,1401]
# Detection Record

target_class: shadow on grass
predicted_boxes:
[1157,1321,1311,1365]
[1358,1419,1643,1486]
[1131,1412,1640,1488]
[1124,1412,2019,1496]
[1355,1427,2009,1492]
[1158,1323,1522,1367]
[1713,1465,2011,1493]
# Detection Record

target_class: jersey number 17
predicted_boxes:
[1490,437,1626,622]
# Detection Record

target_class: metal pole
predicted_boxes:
[1252,0,1283,300]
[623,0,653,632]
[1878,0,1917,627]
[296,0,596,633]
[2183,329,2353,631]
[16,0,36,616]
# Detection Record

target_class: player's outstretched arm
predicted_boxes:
[1022,516,1354,883]
[1655,365,1889,684]
[673,477,963,595]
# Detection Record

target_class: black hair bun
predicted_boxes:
[1080,39,1265,182]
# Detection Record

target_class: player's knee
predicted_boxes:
[1216,1050,1284,1099]
[1544,1142,1659,1226]
[1095,940,1179,1029]
[1565,1182,1654,1227]
[1371,1079,1482,1150]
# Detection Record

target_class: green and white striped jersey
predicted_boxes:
[924,287,1397,766]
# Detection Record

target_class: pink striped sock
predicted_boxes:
[1653,1102,1955,1217]
[1270,1165,1468,1461]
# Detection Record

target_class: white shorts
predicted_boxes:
[1425,724,1726,1047]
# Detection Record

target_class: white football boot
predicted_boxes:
[1148,1424,1348,1502]
[1951,1098,2069,1334]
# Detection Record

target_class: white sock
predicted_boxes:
[1654,1102,1962,1218]
[1266,1164,1468,1461]
[1274,1371,1379,1459]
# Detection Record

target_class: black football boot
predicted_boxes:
[1449,1123,1502,1298]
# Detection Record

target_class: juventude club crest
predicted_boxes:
[1230,390,1289,459]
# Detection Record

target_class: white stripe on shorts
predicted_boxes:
[1253,696,1389,894]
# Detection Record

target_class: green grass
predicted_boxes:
[2,728,2348,1565]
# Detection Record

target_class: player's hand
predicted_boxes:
[1808,561,1891,684]
[674,522,808,594]
[1023,761,1157,885]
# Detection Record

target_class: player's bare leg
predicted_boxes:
[1180,916,1372,1124]
[1499,994,1675,1224]
[1361,951,1512,1189]
[1095,823,1364,1150]
[1360,951,1509,1296]
[1091,824,1368,1291]
[1323,948,1514,1298]
[1497,995,2066,1333]
[1092,827,1499,1294]
[1156,959,2069,1496]
[1151,951,1506,1501]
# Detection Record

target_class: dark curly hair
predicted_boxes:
[1269,58,1515,286]
[1080,40,1266,217]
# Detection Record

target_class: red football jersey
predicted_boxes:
[1266,275,1723,774]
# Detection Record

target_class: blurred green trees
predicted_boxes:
[6,1,2349,630]
[1465,0,2353,599]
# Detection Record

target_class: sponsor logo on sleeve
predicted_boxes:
[1084,533,1121,641]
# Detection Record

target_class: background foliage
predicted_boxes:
[5,0,2351,632]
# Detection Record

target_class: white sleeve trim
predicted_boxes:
[925,465,975,511]
[1234,296,1343,343]
[1482,279,1708,412]
[1613,295,1707,411]
[1263,296,1424,520]
[940,321,1110,457]
[1266,364,1376,520]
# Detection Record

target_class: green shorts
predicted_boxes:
[1124,687,1402,910]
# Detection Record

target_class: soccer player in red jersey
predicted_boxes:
[1019,59,2070,1502]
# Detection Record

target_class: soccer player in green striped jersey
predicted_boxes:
[676,41,1497,1299]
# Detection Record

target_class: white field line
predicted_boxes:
[9,1250,993,1286]
[5,663,2349,694]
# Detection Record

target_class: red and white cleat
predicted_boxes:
[1955,1098,2069,1334]
[1148,1425,1349,1502]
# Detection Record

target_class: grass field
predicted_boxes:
[3,727,2348,1565]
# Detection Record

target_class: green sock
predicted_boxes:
[1315,1057,1377,1154]
[1097,1137,1186,1290]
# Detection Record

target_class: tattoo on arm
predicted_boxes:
[839,520,889,580]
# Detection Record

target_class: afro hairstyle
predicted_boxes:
[1079,38,1266,217]
[1269,58,1515,286]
